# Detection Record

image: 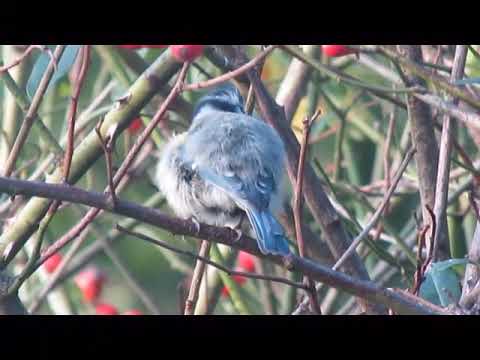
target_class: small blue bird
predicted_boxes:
[156,84,291,256]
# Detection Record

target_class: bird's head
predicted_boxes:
[192,83,245,119]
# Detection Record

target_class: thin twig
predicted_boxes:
[0,45,58,74]
[384,110,396,214]
[182,46,276,91]
[62,45,90,183]
[95,118,118,209]
[279,45,421,95]
[308,124,340,144]
[38,46,91,224]
[28,224,92,313]
[431,45,468,260]
[377,45,480,110]
[276,45,317,124]
[292,109,322,314]
[423,206,437,272]
[244,46,268,114]
[0,66,64,155]
[357,52,480,130]
[35,185,166,295]
[184,240,212,315]
[98,233,161,314]
[332,148,416,271]
[6,211,55,295]
[2,45,66,177]
[411,223,430,295]
[460,282,480,309]
[117,226,309,291]
[396,45,446,258]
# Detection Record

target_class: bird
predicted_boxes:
[155,83,291,256]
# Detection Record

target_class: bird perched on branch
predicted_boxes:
[156,83,291,256]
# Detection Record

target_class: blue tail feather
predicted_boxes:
[245,208,290,256]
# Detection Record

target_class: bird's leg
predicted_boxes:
[231,213,245,243]
[190,216,201,235]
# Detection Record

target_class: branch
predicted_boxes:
[0,272,28,315]
[280,45,419,95]
[461,207,480,309]
[62,45,90,183]
[0,176,445,314]
[396,45,446,258]
[118,226,309,292]
[377,45,480,110]
[32,189,166,296]
[182,46,276,91]
[0,62,63,156]
[184,240,211,315]
[278,45,408,110]
[432,45,468,260]
[276,45,318,123]
[2,45,66,177]
[293,110,322,314]
[292,147,416,315]
[0,45,57,74]
[332,148,415,271]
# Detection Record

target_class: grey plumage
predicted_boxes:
[156,84,291,256]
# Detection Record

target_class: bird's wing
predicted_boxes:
[195,164,272,211]
[195,164,290,255]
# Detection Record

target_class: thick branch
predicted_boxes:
[0,176,444,314]
[397,45,447,258]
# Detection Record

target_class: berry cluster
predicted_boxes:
[221,251,256,297]
[321,45,357,57]
[44,253,143,315]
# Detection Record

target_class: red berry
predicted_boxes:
[237,251,256,272]
[122,309,143,315]
[95,303,118,315]
[74,266,106,303]
[118,45,168,50]
[170,45,204,62]
[128,117,143,134]
[43,253,63,274]
[321,45,357,57]
[221,272,247,297]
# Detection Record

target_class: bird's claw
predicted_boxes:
[190,217,201,234]
[233,228,243,243]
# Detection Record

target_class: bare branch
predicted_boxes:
[184,240,211,315]
[182,46,276,91]
[3,45,66,177]
[332,148,415,271]
[431,45,468,260]
[293,110,322,314]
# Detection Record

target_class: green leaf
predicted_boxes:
[27,45,81,99]
[419,259,467,307]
